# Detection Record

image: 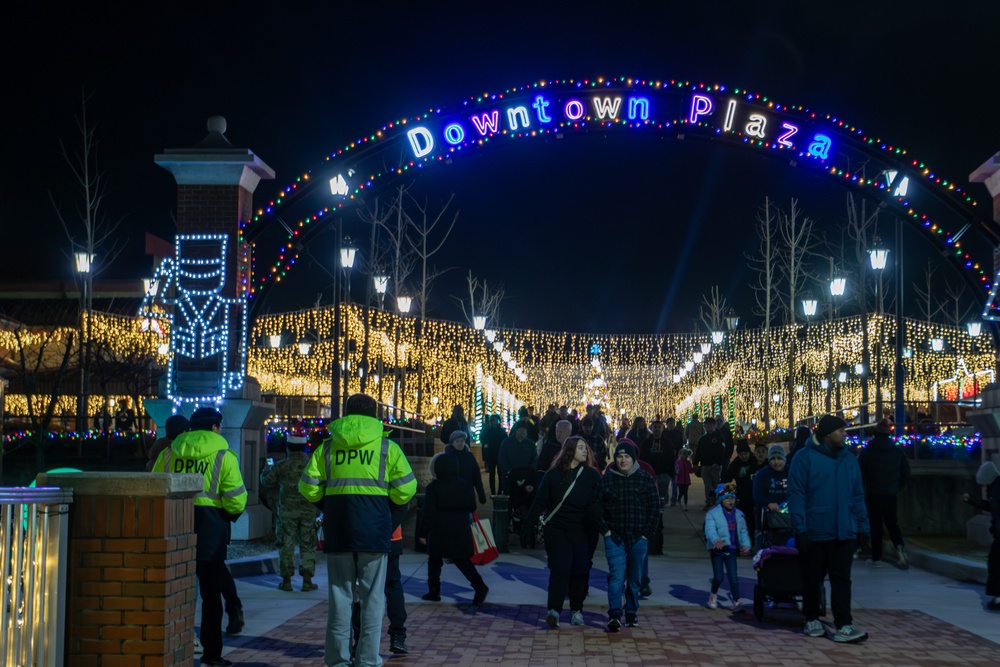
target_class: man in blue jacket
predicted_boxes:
[788,415,870,644]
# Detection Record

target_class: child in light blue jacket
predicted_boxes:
[704,482,751,611]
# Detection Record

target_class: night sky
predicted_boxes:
[4,2,999,334]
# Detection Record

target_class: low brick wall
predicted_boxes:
[38,472,204,667]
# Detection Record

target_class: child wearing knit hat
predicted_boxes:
[704,482,751,611]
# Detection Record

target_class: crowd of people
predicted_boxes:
[144,396,1000,666]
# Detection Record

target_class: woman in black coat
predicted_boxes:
[525,435,604,628]
[418,454,489,605]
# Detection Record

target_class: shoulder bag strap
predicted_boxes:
[540,465,584,526]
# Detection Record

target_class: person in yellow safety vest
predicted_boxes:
[153,406,247,667]
[299,393,416,667]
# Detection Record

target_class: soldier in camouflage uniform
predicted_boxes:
[261,427,319,591]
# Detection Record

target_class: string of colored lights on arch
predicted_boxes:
[243,76,992,299]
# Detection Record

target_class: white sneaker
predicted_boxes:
[896,545,909,570]
[833,624,869,643]
[731,598,745,613]
[546,609,560,628]
[804,620,825,638]
[707,593,718,609]
[570,611,585,626]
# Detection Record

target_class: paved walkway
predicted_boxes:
[211,477,999,666]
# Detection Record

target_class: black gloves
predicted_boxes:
[857,532,871,550]
[795,533,809,555]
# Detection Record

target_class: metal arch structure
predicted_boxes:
[242,76,999,310]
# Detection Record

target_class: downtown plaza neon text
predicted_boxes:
[402,88,834,161]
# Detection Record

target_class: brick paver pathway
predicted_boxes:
[223,602,998,666]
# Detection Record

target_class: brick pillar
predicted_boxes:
[37,472,204,667]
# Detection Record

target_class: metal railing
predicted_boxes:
[0,487,73,667]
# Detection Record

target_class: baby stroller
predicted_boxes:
[506,467,538,547]
[752,510,825,621]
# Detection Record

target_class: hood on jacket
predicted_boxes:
[609,459,639,477]
[434,452,460,479]
[976,461,1000,486]
[808,434,845,460]
[327,414,385,450]
[170,429,229,458]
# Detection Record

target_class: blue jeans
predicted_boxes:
[710,550,739,599]
[605,536,647,618]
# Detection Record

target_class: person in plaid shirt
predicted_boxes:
[599,439,661,632]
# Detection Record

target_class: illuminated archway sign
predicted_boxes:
[246,77,998,308]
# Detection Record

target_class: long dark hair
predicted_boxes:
[551,436,596,474]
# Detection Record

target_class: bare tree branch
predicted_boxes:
[455,271,506,327]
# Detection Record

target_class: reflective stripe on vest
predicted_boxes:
[162,450,230,502]
[322,437,391,490]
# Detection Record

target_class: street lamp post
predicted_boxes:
[373,276,389,405]
[339,236,356,405]
[893,218,907,437]
[74,252,94,439]
[395,295,411,419]
[870,242,888,423]
[331,219,343,419]
[827,259,847,414]
[861,241,888,427]
[802,298,818,422]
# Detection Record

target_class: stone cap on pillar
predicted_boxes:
[36,472,205,499]
[155,116,275,192]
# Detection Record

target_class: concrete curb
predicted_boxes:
[906,545,988,585]
[228,553,279,578]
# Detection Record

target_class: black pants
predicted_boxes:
[543,523,595,612]
[866,493,904,561]
[385,550,407,637]
[486,461,498,496]
[800,539,856,628]
[427,554,486,593]
[220,562,242,615]
[196,560,227,660]
[987,536,1000,597]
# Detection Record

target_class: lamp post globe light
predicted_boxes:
[869,245,889,271]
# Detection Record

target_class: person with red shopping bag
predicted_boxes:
[418,454,490,605]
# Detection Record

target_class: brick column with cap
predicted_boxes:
[37,472,204,667]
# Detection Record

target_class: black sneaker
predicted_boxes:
[986,599,1000,612]
[421,591,441,601]
[200,658,233,666]
[225,608,244,635]
[607,617,621,633]
[473,585,489,606]
[639,585,652,597]
[625,614,639,627]
[389,635,409,654]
